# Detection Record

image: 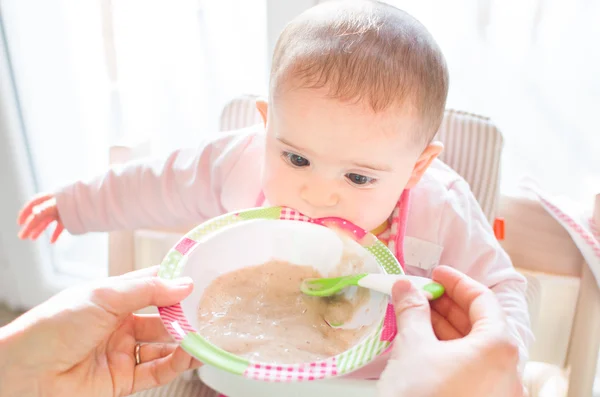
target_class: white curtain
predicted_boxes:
[381,0,600,205]
[0,0,112,308]
[110,0,268,154]
[0,0,267,308]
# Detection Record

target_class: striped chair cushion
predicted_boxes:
[220,97,503,223]
[434,110,503,223]
[219,94,263,131]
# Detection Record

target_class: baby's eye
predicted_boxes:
[346,173,376,186]
[283,152,310,167]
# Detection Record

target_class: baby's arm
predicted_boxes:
[18,129,260,238]
[437,179,534,375]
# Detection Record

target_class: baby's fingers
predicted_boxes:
[17,194,53,225]
[19,211,48,239]
[29,217,55,240]
[18,215,38,239]
[21,216,54,241]
[50,222,65,243]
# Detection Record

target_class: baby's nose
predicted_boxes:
[300,182,339,209]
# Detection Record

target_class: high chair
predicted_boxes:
[111,95,599,397]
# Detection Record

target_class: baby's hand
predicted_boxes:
[18,193,64,243]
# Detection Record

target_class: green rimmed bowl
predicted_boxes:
[157,206,402,382]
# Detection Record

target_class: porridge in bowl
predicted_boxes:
[197,259,370,364]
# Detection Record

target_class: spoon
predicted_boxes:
[300,273,444,300]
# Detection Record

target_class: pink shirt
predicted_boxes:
[56,124,532,376]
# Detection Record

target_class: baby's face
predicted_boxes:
[260,88,426,232]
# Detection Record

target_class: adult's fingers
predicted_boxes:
[392,279,436,346]
[90,276,194,319]
[432,266,505,332]
[430,309,463,340]
[430,294,472,336]
[116,265,160,280]
[132,346,201,393]
[138,343,178,364]
[134,315,173,343]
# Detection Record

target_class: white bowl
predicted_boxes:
[157,206,402,382]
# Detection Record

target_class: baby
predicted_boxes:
[18,0,532,380]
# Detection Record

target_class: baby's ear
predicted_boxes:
[405,141,443,189]
[255,98,269,127]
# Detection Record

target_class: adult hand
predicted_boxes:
[377,266,524,397]
[0,266,200,397]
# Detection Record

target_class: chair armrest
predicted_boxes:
[565,264,600,397]
[566,194,600,397]
[498,195,583,277]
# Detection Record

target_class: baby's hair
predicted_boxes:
[270,0,449,146]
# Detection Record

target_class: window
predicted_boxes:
[1,0,267,290]
[383,0,599,204]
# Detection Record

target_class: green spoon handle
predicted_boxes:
[357,274,444,300]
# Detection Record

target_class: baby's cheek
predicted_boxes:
[261,162,296,206]
[350,189,397,230]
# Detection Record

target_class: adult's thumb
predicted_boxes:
[90,276,194,317]
[391,279,436,347]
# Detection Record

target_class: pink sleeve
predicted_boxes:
[55,128,262,234]
[437,179,534,375]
